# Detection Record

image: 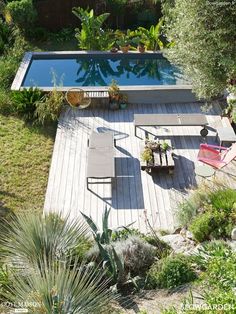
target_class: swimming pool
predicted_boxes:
[12,51,196,104]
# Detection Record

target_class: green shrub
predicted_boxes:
[115,236,157,275]
[35,89,64,125]
[209,188,236,212]
[11,87,44,120]
[112,228,170,258]
[0,19,12,55]
[112,228,144,241]
[0,87,14,115]
[190,209,235,242]
[193,240,233,271]
[6,0,37,32]
[147,255,196,289]
[0,32,29,90]
[70,236,93,263]
[73,7,113,50]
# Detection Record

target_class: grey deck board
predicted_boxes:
[44,103,236,232]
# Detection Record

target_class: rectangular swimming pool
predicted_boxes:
[12,51,196,104]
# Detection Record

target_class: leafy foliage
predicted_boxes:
[164,0,236,99]
[147,254,196,289]
[5,0,37,32]
[0,19,13,55]
[136,19,167,51]
[73,7,113,50]
[35,89,64,125]
[0,87,14,115]
[11,87,44,120]
[177,184,236,242]
[0,31,29,89]
[188,188,236,242]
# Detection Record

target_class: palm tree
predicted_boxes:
[0,213,115,313]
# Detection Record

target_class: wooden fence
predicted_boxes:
[35,0,100,31]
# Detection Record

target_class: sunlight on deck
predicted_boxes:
[44,103,236,232]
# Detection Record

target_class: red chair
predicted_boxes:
[197,143,236,169]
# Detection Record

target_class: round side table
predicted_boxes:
[195,164,215,179]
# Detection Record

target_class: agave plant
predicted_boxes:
[82,208,126,287]
[81,207,113,245]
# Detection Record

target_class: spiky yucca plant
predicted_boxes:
[0,213,89,267]
[6,257,112,314]
[0,213,114,313]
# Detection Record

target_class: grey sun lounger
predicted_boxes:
[134,113,208,138]
[86,132,115,190]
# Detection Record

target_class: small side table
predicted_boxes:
[195,165,215,179]
[216,127,236,146]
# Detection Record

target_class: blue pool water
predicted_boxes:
[22,54,188,87]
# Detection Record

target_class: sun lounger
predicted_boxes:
[134,113,208,138]
[86,132,115,189]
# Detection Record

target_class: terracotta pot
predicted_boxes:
[120,45,130,53]
[138,45,145,53]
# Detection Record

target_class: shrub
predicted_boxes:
[190,209,235,242]
[192,240,232,271]
[0,87,14,115]
[70,236,94,263]
[73,7,113,50]
[0,32,29,90]
[112,228,170,258]
[6,0,37,32]
[209,188,236,212]
[115,236,157,275]
[147,255,196,289]
[112,228,141,242]
[11,87,44,120]
[35,89,64,125]
[0,19,12,55]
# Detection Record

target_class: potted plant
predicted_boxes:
[108,79,120,110]
[141,147,153,165]
[137,40,146,53]
[110,45,119,53]
[117,38,130,53]
[119,94,128,109]
[145,140,160,151]
[161,141,170,153]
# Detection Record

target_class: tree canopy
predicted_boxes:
[164,0,236,99]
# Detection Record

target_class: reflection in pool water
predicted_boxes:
[22,54,188,87]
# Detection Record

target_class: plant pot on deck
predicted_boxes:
[109,100,119,110]
[120,45,130,53]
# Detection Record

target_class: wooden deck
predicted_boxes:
[44,103,236,232]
